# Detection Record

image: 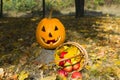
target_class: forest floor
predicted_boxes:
[61,5,120,17]
[1,4,120,79]
[0,14,120,80]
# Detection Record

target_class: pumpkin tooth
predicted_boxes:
[55,37,58,41]
[57,37,60,41]
[50,42,53,45]
[44,39,48,43]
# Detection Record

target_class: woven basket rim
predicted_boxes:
[55,41,88,68]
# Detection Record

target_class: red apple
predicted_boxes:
[71,71,82,79]
[59,61,65,67]
[59,51,67,58]
[64,59,72,66]
[63,66,73,72]
[57,69,68,77]
[73,63,80,70]
[65,59,71,63]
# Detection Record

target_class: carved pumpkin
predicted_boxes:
[36,13,65,49]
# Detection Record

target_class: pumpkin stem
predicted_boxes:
[48,8,53,19]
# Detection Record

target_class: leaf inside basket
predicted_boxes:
[54,45,85,69]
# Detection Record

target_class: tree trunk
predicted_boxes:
[75,0,85,18]
[0,0,3,17]
[43,0,45,18]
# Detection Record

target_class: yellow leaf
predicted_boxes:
[31,17,38,21]
[64,46,79,59]
[40,75,56,80]
[54,52,61,65]
[0,68,4,78]
[112,67,120,79]
[114,60,120,66]
[85,65,91,70]
[18,71,29,80]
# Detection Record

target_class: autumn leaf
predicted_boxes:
[0,68,4,79]
[64,46,80,59]
[41,75,56,80]
[18,71,29,80]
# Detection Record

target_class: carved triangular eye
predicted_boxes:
[42,26,45,32]
[55,26,58,31]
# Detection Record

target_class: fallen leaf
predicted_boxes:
[0,68,4,79]
[18,71,29,80]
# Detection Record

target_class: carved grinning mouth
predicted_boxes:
[41,37,60,44]
[47,40,56,44]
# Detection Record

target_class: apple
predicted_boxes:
[73,63,80,70]
[63,66,73,72]
[57,69,68,77]
[63,59,72,72]
[59,51,67,58]
[59,61,65,67]
[65,59,71,63]
[64,59,72,66]
[71,71,82,79]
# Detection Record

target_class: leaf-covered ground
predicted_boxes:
[0,16,120,80]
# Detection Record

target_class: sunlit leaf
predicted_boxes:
[18,71,29,80]
[0,68,4,79]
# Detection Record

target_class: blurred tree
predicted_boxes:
[75,0,85,18]
[43,0,45,18]
[0,0,3,17]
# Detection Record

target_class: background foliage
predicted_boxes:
[3,0,120,12]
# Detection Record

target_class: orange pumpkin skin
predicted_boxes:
[36,18,65,49]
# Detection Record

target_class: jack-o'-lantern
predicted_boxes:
[36,10,65,49]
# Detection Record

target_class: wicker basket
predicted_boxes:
[54,42,88,71]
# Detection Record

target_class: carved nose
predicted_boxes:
[49,33,52,37]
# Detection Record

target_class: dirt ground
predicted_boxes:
[61,5,120,17]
